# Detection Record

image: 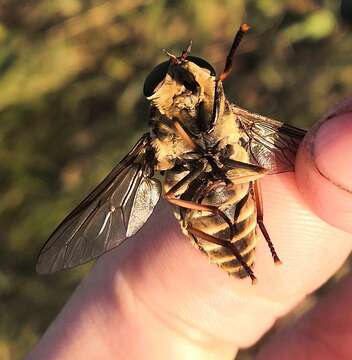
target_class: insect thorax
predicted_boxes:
[147,60,247,171]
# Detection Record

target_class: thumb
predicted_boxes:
[296,97,352,233]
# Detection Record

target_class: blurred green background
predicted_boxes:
[0,0,351,359]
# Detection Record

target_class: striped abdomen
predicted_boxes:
[164,170,258,278]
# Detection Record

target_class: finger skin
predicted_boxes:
[256,273,352,360]
[256,104,352,360]
[26,108,352,360]
[296,111,352,232]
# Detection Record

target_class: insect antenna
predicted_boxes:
[163,48,178,64]
[163,40,192,64]
[219,23,250,81]
[181,40,193,60]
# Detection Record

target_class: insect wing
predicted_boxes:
[36,134,161,274]
[234,106,307,174]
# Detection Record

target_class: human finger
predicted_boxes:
[256,272,352,360]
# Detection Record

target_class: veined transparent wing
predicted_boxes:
[36,133,161,274]
[233,106,307,174]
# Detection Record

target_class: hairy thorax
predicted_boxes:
[147,59,246,171]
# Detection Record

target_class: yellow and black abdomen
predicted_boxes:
[164,169,258,278]
[187,180,257,278]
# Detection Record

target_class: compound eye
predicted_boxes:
[143,61,170,97]
[187,56,216,76]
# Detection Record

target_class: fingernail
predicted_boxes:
[310,98,352,193]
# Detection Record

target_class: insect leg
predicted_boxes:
[219,23,250,81]
[172,118,201,151]
[222,158,268,185]
[164,162,206,198]
[187,226,257,284]
[253,180,282,264]
[165,195,234,240]
[222,158,267,172]
[206,80,222,134]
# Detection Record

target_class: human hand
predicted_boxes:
[26,99,352,360]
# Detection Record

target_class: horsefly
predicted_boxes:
[36,24,306,283]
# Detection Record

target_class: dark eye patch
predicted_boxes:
[143,61,170,97]
[187,56,216,76]
[143,56,216,97]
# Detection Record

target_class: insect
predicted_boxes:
[36,24,306,283]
